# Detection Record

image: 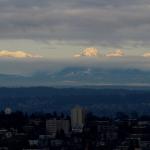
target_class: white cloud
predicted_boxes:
[74,54,81,58]
[0,50,42,58]
[142,52,150,57]
[106,49,125,57]
[74,47,99,57]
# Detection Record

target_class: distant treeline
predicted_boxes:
[0,87,150,115]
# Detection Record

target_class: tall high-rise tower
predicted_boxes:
[71,105,86,132]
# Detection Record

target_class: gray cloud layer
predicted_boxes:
[0,0,150,49]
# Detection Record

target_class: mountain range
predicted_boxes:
[0,67,150,87]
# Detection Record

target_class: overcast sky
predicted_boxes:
[1,0,150,74]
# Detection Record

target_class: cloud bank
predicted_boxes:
[106,49,125,57]
[0,50,42,58]
[74,48,126,58]
[74,47,99,57]
[142,52,150,57]
[0,0,150,52]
